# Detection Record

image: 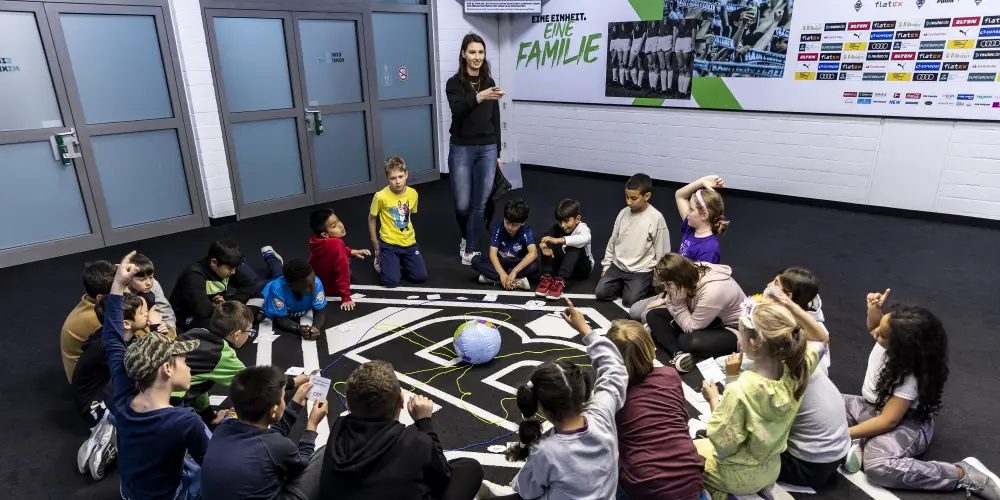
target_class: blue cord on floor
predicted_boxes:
[318,296,572,452]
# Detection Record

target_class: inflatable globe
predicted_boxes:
[454,319,502,365]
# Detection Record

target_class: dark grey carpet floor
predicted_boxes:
[1,167,998,500]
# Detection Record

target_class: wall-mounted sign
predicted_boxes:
[398,66,408,81]
[465,1,541,14]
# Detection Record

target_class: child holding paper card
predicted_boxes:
[202,365,329,500]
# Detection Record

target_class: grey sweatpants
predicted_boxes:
[595,265,652,308]
[281,446,324,500]
[844,395,960,491]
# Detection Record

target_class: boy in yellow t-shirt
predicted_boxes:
[368,157,428,288]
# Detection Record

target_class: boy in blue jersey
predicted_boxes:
[472,199,539,290]
[262,258,327,340]
[102,251,208,500]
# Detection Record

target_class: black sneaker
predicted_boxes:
[669,352,694,373]
[958,458,1000,500]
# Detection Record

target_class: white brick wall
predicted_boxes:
[168,0,235,218]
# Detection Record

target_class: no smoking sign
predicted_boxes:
[397,66,408,81]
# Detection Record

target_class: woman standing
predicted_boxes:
[446,33,504,265]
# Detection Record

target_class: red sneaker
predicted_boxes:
[535,275,553,296]
[546,278,565,301]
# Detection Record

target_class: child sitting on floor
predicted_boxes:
[202,366,329,500]
[478,298,628,500]
[673,175,727,264]
[102,251,207,500]
[472,199,538,291]
[368,156,428,288]
[174,301,254,424]
[696,292,828,500]
[607,319,705,500]
[309,208,371,312]
[842,289,1000,499]
[73,293,148,481]
[262,259,327,340]
[126,253,177,335]
[62,260,115,382]
[536,199,594,301]
[596,173,670,307]
[320,360,484,500]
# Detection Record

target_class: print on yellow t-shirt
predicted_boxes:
[370,186,418,247]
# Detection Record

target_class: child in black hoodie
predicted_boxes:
[321,360,483,500]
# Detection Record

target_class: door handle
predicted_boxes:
[50,128,82,166]
[304,109,324,136]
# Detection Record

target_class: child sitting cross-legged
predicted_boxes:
[535,198,594,301]
[478,298,628,500]
[472,199,539,291]
[841,289,1000,499]
[320,360,484,500]
[126,253,177,336]
[607,319,705,500]
[62,260,116,383]
[695,291,829,500]
[202,366,329,500]
[101,251,208,500]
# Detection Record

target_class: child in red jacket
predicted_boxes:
[308,209,371,311]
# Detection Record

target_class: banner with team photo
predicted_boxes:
[509,0,1000,120]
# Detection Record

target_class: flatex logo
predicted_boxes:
[875,1,905,7]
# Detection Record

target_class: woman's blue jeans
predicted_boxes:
[448,143,497,254]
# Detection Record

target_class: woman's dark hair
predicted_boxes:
[554,199,581,221]
[231,365,287,422]
[95,293,145,324]
[208,239,244,268]
[504,199,530,224]
[778,267,819,311]
[652,253,708,299]
[875,304,948,421]
[506,360,593,462]
[456,33,491,88]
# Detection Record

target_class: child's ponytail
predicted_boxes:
[783,325,810,400]
[505,360,592,462]
[744,302,810,399]
[507,382,542,462]
[695,189,728,235]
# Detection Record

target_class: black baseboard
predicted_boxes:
[209,215,237,227]
[521,163,1000,230]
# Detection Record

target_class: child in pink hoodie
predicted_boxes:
[639,253,746,372]
[308,209,371,311]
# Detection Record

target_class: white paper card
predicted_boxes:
[696,358,727,387]
[407,295,420,299]
[308,375,331,402]
[285,366,305,376]
[209,395,228,406]
[483,294,498,302]
[688,418,707,439]
[427,294,442,300]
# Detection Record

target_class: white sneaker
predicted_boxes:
[459,238,466,258]
[515,277,531,291]
[478,274,494,285]
[842,440,863,474]
[77,430,98,474]
[958,457,1000,500]
[261,245,283,264]
[462,251,480,266]
[669,352,694,373]
[477,480,515,499]
[87,417,117,481]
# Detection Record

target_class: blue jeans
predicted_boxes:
[448,143,497,253]
[378,240,427,288]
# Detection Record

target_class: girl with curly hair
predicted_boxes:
[844,289,1000,498]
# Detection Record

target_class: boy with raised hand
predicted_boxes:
[309,208,371,312]
[262,258,327,340]
[173,301,254,424]
[536,198,594,300]
[62,260,116,382]
[472,199,539,291]
[595,173,670,307]
[320,360,483,500]
[368,156,428,288]
[170,239,282,332]
[103,251,207,500]
[203,366,329,500]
